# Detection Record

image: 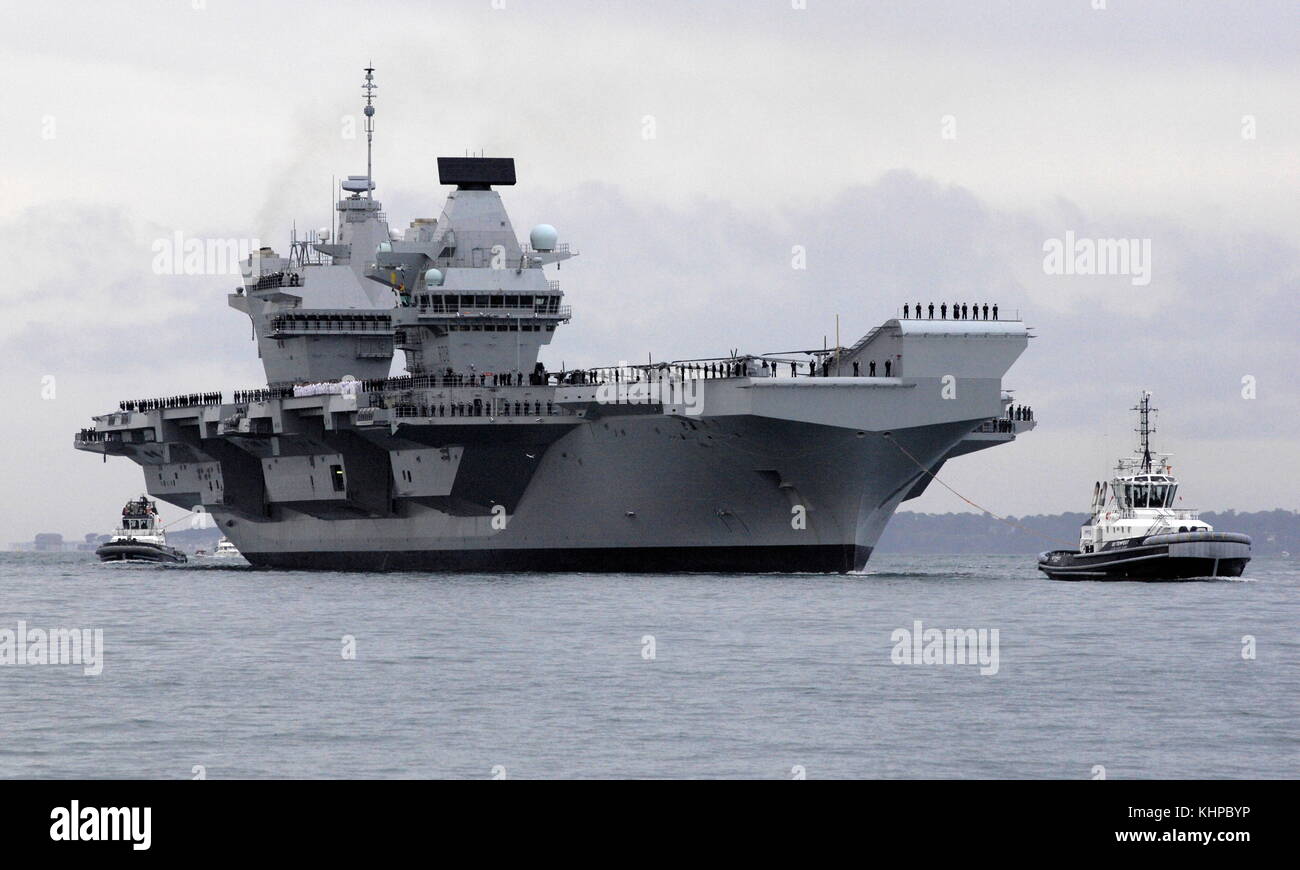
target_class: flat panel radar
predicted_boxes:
[437,157,517,189]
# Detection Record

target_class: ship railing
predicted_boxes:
[376,378,562,395]
[1113,508,1200,520]
[269,316,394,334]
[894,307,1022,322]
[523,243,571,256]
[247,271,305,292]
[232,387,296,403]
[113,393,227,413]
[543,358,774,385]
[390,400,571,420]
[75,429,115,444]
[971,418,1019,435]
[408,301,571,319]
[364,374,545,391]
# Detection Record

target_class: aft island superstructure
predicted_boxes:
[74,69,1036,572]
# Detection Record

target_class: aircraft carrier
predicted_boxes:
[74,68,1036,572]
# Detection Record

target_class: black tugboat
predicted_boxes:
[1038,392,1251,581]
[95,496,187,564]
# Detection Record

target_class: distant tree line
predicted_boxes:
[875,510,1299,556]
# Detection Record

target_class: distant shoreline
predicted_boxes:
[11,510,1296,558]
[877,509,1297,555]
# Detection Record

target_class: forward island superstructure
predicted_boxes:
[74,69,1036,572]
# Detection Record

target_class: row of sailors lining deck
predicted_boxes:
[901,302,1001,320]
[120,393,223,411]
[972,405,1037,435]
[269,312,392,332]
[551,357,907,383]
[393,399,558,419]
[106,350,920,420]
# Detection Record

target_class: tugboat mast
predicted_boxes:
[1133,390,1156,473]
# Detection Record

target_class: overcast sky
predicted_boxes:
[1,0,1296,542]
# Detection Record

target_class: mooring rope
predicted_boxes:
[158,509,205,531]
[881,432,1073,549]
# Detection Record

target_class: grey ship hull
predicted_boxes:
[77,323,1034,574]
[221,413,980,572]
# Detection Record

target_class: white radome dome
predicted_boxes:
[424,268,444,287]
[317,227,331,241]
[530,224,558,252]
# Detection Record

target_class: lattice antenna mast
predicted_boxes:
[1133,391,1156,473]
[362,65,377,201]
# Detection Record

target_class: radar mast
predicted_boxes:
[1133,390,1156,473]
[362,65,377,200]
